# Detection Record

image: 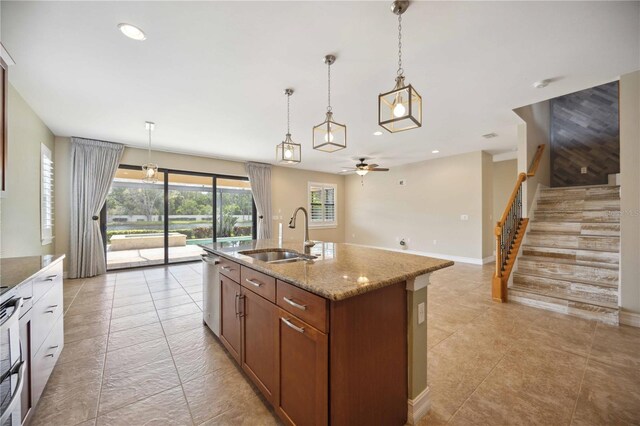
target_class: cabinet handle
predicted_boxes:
[45,304,59,314]
[235,293,239,315]
[238,295,245,318]
[245,278,262,288]
[23,296,32,300]
[282,317,305,334]
[45,353,55,358]
[44,275,57,281]
[283,297,307,311]
[221,266,234,272]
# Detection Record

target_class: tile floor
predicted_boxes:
[30,262,640,425]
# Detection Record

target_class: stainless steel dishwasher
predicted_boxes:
[201,254,221,337]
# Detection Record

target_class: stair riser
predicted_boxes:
[533,210,620,223]
[526,234,620,252]
[518,259,618,286]
[509,290,619,325]
[536,199,620,212]
[521,246,619,266]
[529,222,620,237]
[513,274,618,306]
[539,186,620,201]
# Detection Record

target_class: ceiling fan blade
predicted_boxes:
[370,168,389,172]
[339,169,357,174]
[367,164,379,169]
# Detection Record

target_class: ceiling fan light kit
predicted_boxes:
[378,0,422,133]
[313,54,347,153]
[276,88,302,164]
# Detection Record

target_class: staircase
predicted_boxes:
[509,185,620,325]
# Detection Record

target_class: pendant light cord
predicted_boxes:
[147,126,152,162]
[287,91,291,134]
[327,61,332,112]
[397,13,403,77]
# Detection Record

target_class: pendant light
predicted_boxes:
[378,1,422,133]
[313,55,347,152]
[141,121,158,183]
[276,88,301,164]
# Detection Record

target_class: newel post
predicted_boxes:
[492,223,506,302]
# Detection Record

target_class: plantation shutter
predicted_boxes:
[308,183,337,226]
[310,186,324,222]
[41,143,54,245]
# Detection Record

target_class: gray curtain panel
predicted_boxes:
[245,162,272,239]
[69,138,124,278]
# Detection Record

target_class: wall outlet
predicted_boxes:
[433,239,437,245]
[418,302,425,324]
[581,166,588,174]
[460,214,469,221]
[398,179,406,186]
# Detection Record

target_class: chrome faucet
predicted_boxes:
[289,207,315,255]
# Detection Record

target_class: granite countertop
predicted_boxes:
[200,240,453,301]
[0,254,65,297]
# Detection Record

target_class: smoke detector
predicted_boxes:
[533,79,550,89]
[482,132,498,139]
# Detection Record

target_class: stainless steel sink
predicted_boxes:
[238,249,315,264]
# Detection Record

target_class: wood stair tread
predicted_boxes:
[518,254,619,270]
[513,269,618,289]
[510,284,619,310]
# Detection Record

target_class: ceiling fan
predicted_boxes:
[340,158,389,176]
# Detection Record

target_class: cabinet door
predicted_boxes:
[219,275,241,363]
[241,288,278,403]
[276,309,328,426]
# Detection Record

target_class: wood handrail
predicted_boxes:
[497,172,528,226]
[527,144,545,177]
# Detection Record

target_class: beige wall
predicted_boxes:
[271,166,344,244]
[620,70,640,316]
[54,138,345,269]
[493,159,518,227]
[344,151,487,263]
[482,152,494,259]
[0,84,55,258]
[514,101,551,215]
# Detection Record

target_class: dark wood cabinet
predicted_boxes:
[219,275,241,362]
[276,310,328,426]
[241,288,278,403]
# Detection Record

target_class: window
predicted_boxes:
[41,143,54,245]
[308,182,337,228]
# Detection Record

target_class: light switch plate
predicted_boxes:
[581,166,588,174]
[460,214,469,221]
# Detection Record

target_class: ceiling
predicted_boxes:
[2,1,639,174]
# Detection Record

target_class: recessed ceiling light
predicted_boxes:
[118,23,146,41]
[432,150,439,154]
[533,79,550,89]
[373,131,383,136]
[482,132,498,139]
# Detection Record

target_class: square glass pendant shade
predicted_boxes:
[142,163,159,183]
[378,76,422,133]
[313,111,347,152]
[276,135,301,164]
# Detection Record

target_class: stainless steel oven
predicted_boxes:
[0,296,24,426]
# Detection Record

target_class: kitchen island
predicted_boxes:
[200,239,453,426]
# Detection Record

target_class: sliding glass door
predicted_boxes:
[105,168,166,269]
[167,173,214,263]
[103,166,255,270]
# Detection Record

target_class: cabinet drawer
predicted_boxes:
[31,280,63,355]
[32,314,64,404]
[16,280,34,314]
[32,262,63,303]
[241,266,276,303]
[219,258,240,282]
[277,280,327,333]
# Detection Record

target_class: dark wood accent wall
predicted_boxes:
[550,81,619,187]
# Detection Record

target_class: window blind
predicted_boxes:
[308,183,337,226]
[41,144,54,245]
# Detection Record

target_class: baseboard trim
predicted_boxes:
[346,243,486,265]
[620,311,640,328]
[407,386,431,424]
